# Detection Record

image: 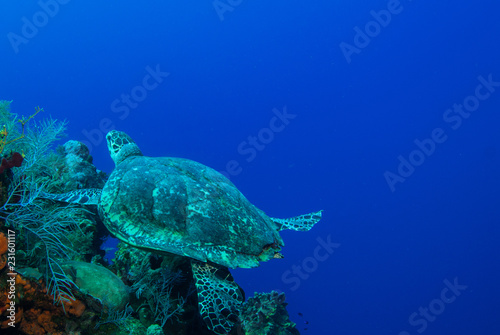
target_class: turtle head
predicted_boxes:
[106,130,143,166]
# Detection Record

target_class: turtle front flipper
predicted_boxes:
[191,261,243,334]
[272,210,323,231]
[38,189,102,205]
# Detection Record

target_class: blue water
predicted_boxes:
[2,1,500,334]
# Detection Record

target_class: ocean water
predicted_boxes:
[2,1,500,334]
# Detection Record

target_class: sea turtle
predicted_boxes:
[41,130,322,334]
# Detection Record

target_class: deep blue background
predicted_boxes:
[2,1,500,334]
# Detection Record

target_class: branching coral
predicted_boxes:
[131,260,186,327]
[0,105,42,155]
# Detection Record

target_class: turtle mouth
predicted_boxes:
[258,242,282,259]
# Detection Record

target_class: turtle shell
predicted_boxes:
[99,155,284,268]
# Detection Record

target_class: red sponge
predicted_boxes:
[0,152,24,174]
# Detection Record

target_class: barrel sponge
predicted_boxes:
[62,261,129,310]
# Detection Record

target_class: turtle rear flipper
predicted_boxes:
[272,210,323,231]
[38,189,102,205]
[191,261,243,335]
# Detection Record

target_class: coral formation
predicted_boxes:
[0,270,92,333]
[61,260,129,310]
[0,104,42,156]
[239,291,300,335]
[53,140,106,191]
[146,324,165,335]
[113,243,191,330]
[0,100,303,335]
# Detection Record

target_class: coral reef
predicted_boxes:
[53,140,107,191]
[0,101,100,334]
[0,270,95,333]
[239,291,300,335]
[0,100,301,335]
[113,243,195,332]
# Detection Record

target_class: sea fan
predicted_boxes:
[0,101,78,311]
[8,203,79,311]
[131,264,186,327]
